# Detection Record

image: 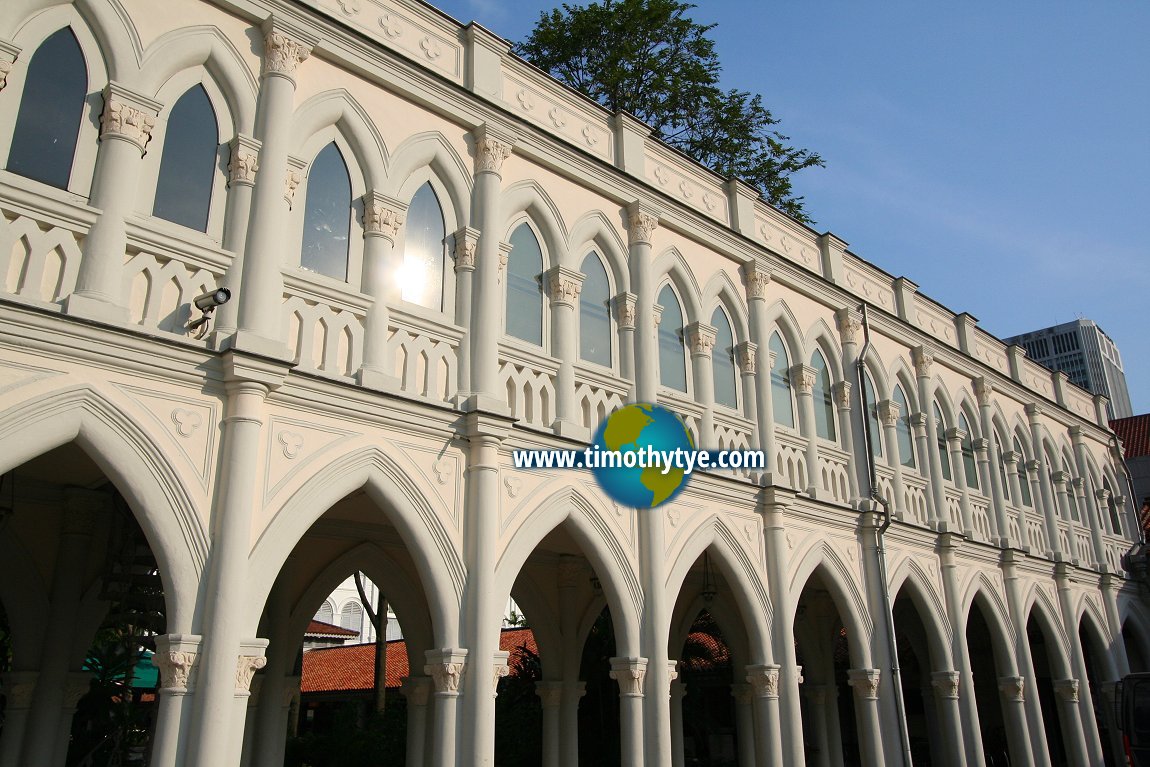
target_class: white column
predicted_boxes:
[546,266,586,436]
[746,664,785,766]
[466,126,514,412]
[213,134,261,341]
[974,378,1011,546]
[425,650,467,767]
[913,346,948,529]
[1070,425,1109,568]
[252,578,294,767]
[1002,451,1028,549]
[760,488,804,765]
[790,364,821,498]
[1053,679,1092,766]
[847,669,886,767]
[972,437,1000,541]
[1026,404,1064,559]
[49,673,90,767]
[742,263,776,474]
[150,635,201,767]
[358,193,407,390]
[609,657,647,766]
[1055,564,1105,765]
[536,681,564,767]
[937,535,986,767]
[736,341,760,448]
[1051,471,1078,561]
[997,676,1037,767]
[1002,551,1051,766]
[559,680,586,767]
[669,679,686,767]
[453,228,480,399]
[0,672,37,767]
[834,308,866,504]
[232,22,312,358]
[615,292,638,395]
[401,676,432,767]
[65,84,159,322]
[878,400,907,519]
[628,205,659,404]
[945,428,975,535]
[909,413,941,525]
[930,671,966,767]
[832,380,861,503]
[731,684,756,767]
[803,684,834,767]
[687,322,717,447]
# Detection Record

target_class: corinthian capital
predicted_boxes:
[912,346,934,378]
[474,126,514,174]
[425,648,468,694]
[0,41,19,93]
[746,664,781,699]
[228,135,260,187]
[627,205,659,246]
[789,364,817,395]
[835,307,862,345]
[686,322,717,357]
[848,668,881,700]
[454,227,480,271]
[742,262,772,301]
[614,292,637,330]
[363,192,407,240]
[609,657,647,697]
[545,266,585,307]
[100,84,160,153]
[262,25,312,79]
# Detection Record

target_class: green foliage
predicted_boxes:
[515,0,823,222]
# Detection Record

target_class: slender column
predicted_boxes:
[669,679,686,767]
[150,635,201,767]
[252,577,293,767]
[609,657,647,766]
[1001,551,1051,765]
[945,428,975,535]
[401,676,432,767]
[878,400,907,518]
[974,378,1011,546]
[1002,452,1027,550]
[453,228,479,399]
[913,347,947,528]
[736,341,760,449]
[847,669,886,767]
[731,684,756,767]
[240,677,262,767]
[1023,459,1053,554]
[22,491,98,767]
[547,266,586,436]
[425,650,467,767]
[747,664,785,766]
[358,193,407,390]
[1051,471,1078,561]
[185,354,284,767]
[0,672,37,767]
[65,84,160,322]
[1055,564,1104,765]
[465,126,514,409]
[742,263,776,474]
[557,558,585,767]
[910,413,940,524]
[687,321,717,446]
[858,511,902,763]
[50,673,90,767]
[760,488,803,765]
[1070,425,1108,568]
[972,438,1000,541]
[536,681,564,767]
[790,364,821,498]
[559,680,586,767]
[233,23,312,358]
[628,205,659,403]
[1052,679,1091,766]
[1026,404,1064,559]
[996,676,1036,767]
[803,684,833,767]
[833,380,861,503]
[937,534,986,767]
[460,412,511,766]
[615,292,638,394]
[930,671,966,767]
[213,134,261,341]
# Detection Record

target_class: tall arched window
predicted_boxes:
[579,253,612,367]
[769,332,794,428]
[995,428,1011,502]
[657,284,686,392]
[300,142,351,281]
[401,182,447,310]
[506,223,544,345]
[958,413,979,489]
[1062,458,1080,521]
[811,349,835,441]
[862,371,882,457]
[340,601,363,632]
[153,85,219,231]
[934,402,952,481]
[1013,436,1033,507]
[1104,478,1123,534]
[6,28,87,189]
[314,600,334,625]
[711,308,737,409]
[894,385,916,469]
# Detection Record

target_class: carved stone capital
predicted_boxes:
[931,670,960,700]
[0,41,22,93]
[454,227,480,271]
[878,399,900,428]
[1096,488,1112,504]
[832,380,852,410]
[742,262,772,301]
[262,25,312,80]
[285,155,307,208]
[803,684,834,706]
[627,208,659,246]
[228,135,260,187]
[614,292,637,330]
[1050,470,1070,487]
[99,84,160,153]
[362,192,407,240]
[1024,459,1041,475]
[835,308,862,345]
[1071,476,1084,493]
[912,346,934,378]
[474,127,514,175]
[789,364,816,395]
[424,649,468,695]
[746,664,781,699]
[236,655,267,692]
[497,241,514,284]
[848,668,881,700]
[1054,678,1079,703]
[972,437,991,454]
[0,671,39,709]
[686,322,717,357]
[491,652,510,698]
[535,680,564,708]
[154,650,198,691]
[944,427,968,447]
[998,675,1025,702]
[401,676,433,707]
[545,266,585,307]
[736,341,757,375]
[973,377,994,407]
[1002,450,1022,466]
[609,657,647,697]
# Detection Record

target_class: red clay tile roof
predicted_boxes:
[306,619,359,638]
[1112,415,1150,459]
[679,630,731,672]
[301,628,537,694]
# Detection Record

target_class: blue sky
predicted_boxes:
[430,0,1150,413]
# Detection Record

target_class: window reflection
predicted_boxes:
[153,85,218,231]
[506,223,543,345]
[579,253,611,367]
[300,143,351,281]
[400,182,446,310]
[657,285,686,392]
[711,308,737,409]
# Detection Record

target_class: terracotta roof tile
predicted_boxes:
[305,619,359,638]
[1112,415,1150,458]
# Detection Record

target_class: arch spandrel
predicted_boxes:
[290,89,388,192]
[388,130,472,228]
[501,179,569,263]
[787,539,874,663]
[887,555,954,669]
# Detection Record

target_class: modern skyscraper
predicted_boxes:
[1006,319,1133,419]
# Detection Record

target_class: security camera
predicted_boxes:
[193,288,231,312]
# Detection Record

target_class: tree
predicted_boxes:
[516,0,823,222]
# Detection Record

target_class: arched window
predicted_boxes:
[314,600,334,625]
[657,284,686,392]
[1104,478,1123,534]
[711,308,737,409]
[340,601,363,633]
[153,85,219,231]
[6,28,87,189]
[811,349,835,441]
[958,413,979,489]
[769,332,794,428]
[862,371,882,457]
[934,402,952,482]
[995,428,1011,501]
[506,223,544,345]
[401,182,447,310]
[579,253,612,367]
[1062,458,1080,521]
[300,142,351,281]
[893,385,916,469]
[1013,436,1033,507]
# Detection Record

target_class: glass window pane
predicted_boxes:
[996,430,1010,501]
[862,372,882,457]
[934,403,952,481]
[153,85,218,231]
[1063,460,1079,521]
[959,413,979,489]
[894,385,916,469]
[1014,437,1032,507]
[506,224,543,345]
[657,285,686,392]
[300,143,351,281]
[769,333,794,428]
[579,253,612,367]
[812,350,836,441]
[711,308,737,409]
[401,183,446,310]
[7,28,87,188]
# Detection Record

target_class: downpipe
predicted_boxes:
[856,303,914,767]
[1109,434,1149,583]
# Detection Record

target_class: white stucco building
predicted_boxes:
[0,0,1146,766]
